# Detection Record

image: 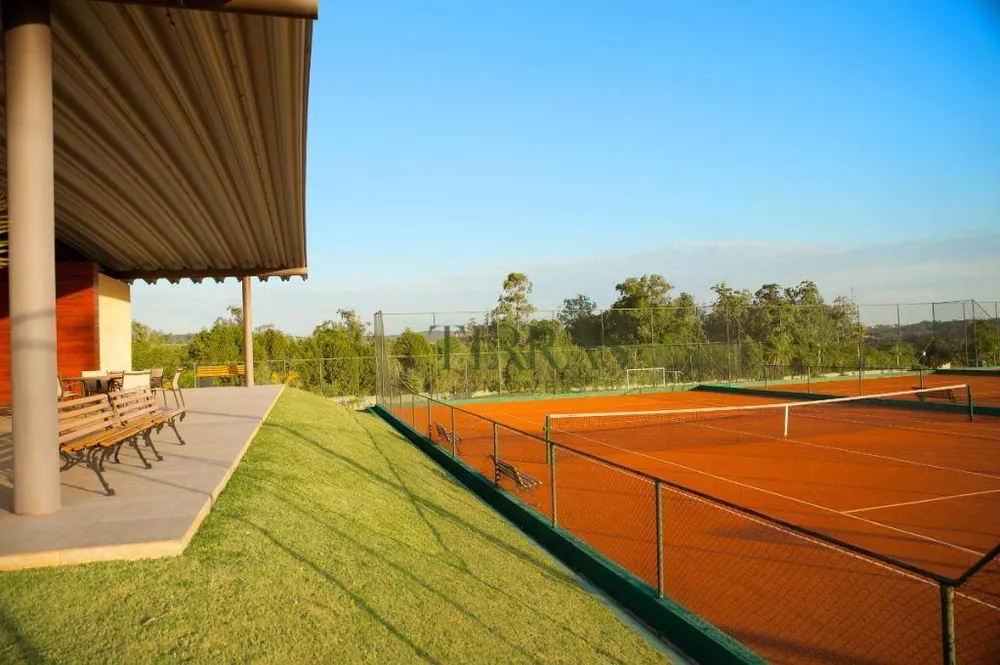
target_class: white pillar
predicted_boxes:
[4,0,61,515]
[242,277,254,387]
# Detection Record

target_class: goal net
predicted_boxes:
[625,367,669,389]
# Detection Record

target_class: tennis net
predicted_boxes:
[545,384,973,446]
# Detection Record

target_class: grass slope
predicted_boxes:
[0,389,672,664]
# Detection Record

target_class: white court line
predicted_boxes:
[549,426,987,557]
[843,488,1000,514]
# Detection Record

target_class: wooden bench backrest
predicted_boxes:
[109,387,159,425]
[58,394,118,446]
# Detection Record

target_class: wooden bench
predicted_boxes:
[913,386,958,403]
[58,393,155,496]
[109,386,188,461]
[492,456,542,492]
[433,422,462,452]
[195,363,245,387]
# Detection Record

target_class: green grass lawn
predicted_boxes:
[0,389,674,664]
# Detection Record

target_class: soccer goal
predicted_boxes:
[625,367,668,389]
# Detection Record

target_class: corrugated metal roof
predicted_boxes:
[0,0,314,283]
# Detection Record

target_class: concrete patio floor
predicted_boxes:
[0,385,284,570]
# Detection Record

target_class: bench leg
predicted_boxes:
[167,419,187,446]
[116,436,152,469]
[132,438,153,469]
[87,447,116,496]
[143,429,164,462]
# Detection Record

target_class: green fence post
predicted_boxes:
[549,440,558,527]
[427,398,433,438]
[940,584,956,665]
[492,422,499,484]
[656,480,664,598]
[450,407,457,457]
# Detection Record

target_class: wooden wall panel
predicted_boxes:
[0,262,99,404]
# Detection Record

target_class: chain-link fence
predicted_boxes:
[373,302,999,401]
[164,300,1000,402]
[375,373,1000,663]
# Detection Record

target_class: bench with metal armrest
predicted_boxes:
[109,386,187,460]
[58,393,155,496]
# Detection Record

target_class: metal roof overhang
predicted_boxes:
[0,0,315,284]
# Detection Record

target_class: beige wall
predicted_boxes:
[97,274,131,371]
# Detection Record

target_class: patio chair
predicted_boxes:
[81,369,107,396]
[149,367,164,389]
[155,370,187,410]
[107,371,125,392]
[121,370,151,390]
[57,376,78,401]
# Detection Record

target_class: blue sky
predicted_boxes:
[133,0,1000,335]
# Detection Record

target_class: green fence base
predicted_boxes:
[933,368,1000,377]
[371,405,764,665]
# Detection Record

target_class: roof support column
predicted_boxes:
[3,0,61,514]
[242,277,254,387]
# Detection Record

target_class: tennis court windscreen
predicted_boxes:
[545,384,972,449]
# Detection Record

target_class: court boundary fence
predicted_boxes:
[384,386,999,664]
[371,400,766,665]
[373,308,999,663]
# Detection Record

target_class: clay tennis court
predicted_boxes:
[749,369,1000,408]
[400,384,1000,664]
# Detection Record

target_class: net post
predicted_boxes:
[544,415,551,444]
[967,385,974,422]
[655,479,664,598]
[548,440,558,527]
[920,368,924,390]
[450,407,457,457]
[783,405,790,438]
[492,422,499,485]
[807,368,811,394]
[427,398,432,438]
[411,393,416,426]
[940,584,956,665]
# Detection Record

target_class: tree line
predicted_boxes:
[134,273,997,398]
